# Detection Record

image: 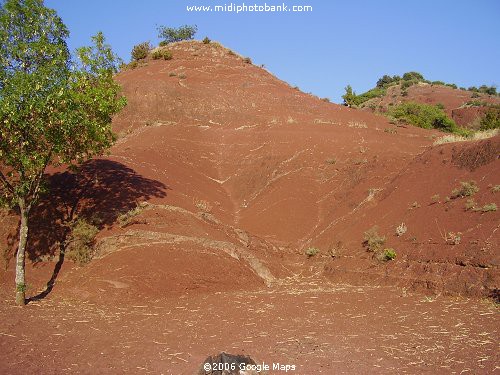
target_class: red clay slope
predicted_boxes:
[1,41,498,301]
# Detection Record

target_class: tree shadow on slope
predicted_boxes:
[5,159,168,302]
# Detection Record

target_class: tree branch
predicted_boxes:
[0,170,15,194]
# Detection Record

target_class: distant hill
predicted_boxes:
[343,73,500,130]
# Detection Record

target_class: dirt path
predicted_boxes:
[0,277,497,374]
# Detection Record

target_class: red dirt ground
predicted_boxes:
[1,41,498,374]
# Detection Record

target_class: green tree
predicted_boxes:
[157,24,197,45]
[402,71,424,81]
[342,85,357,107]
[376,75,394,88]
[0,0,126,305]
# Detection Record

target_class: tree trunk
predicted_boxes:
[15,201,29,306]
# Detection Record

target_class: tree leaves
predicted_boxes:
[0,0,126,210]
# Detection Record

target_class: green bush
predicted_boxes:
[152,49,173,60]
[480,108,500,130]
[157,24,197,45]
[376,74,402,88]
[451,181,479,199]
[202,36,211,44]
[382,248,397,261]
[131,41,152,61]
[388,102,457,132]
[402,71,424,81]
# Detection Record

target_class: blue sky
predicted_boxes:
[45,0,500,103]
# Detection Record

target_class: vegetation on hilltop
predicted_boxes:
[343,71,498,108]
[158,24,198,46]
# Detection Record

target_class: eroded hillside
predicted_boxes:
[1,41,498,301]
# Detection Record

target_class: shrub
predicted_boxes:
[305,247,320,257]
[388,102,458,132]
[430,194,440,204]
[474,203,497,212]
[168,71,177,77]
[376,74,401,88]
[464,199,476,211]
[451,181,479,199]
[152,49,173,60]
[364,226,386,252]
[480,108,500,130]
[243,57,252,64]
[131,41,152,61]
[157,24,197,45]
[401,79,417,90]
[402,71,424,81]
[202,36,211,44]
[65,219,99,265]
[382,248,396,261]
[492,185,500,193]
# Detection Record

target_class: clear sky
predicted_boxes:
[45,0,500,103]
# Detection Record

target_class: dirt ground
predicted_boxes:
[0,273,498,374]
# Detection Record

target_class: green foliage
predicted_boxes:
[65,219,99,265]
[388,102,457,132]
[469,85,498,95]
[343,85,386,107]
[382,248,396,261]
[432,81,445,86]
[202,36,211,44]
[157,24,197,45]
[480,108,500,130]
[151,49,172,60]
[342,85,356,106]
[363,226,386,252]
[451,181,479,199]
[0,0,125,260]
[478,85,497,95]
[402,71,424,81]
[376,74,399,88]
[131,41,151,61]
[305,247,320,257]
[474,203,497,212]
[354,87,386,105]
[401,79,418,90]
